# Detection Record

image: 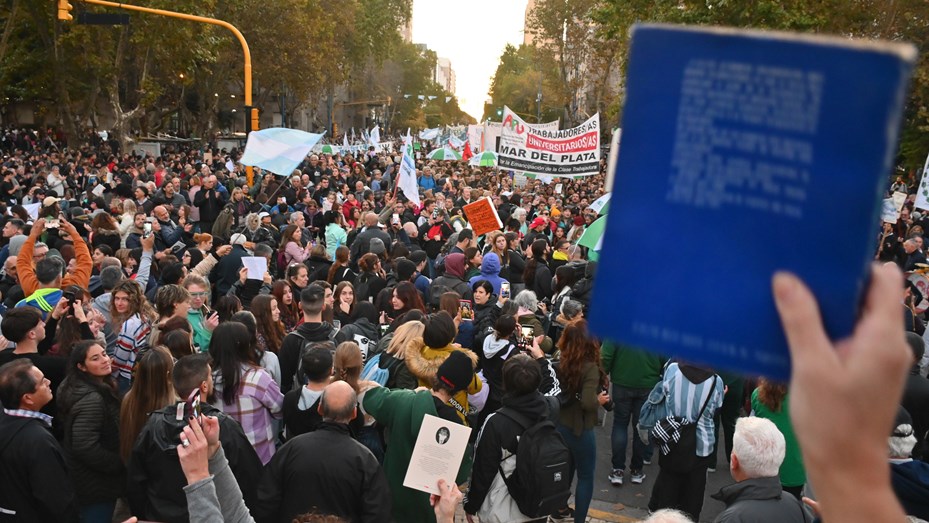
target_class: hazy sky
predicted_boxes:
[412,0,529,122]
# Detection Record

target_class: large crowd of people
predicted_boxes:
[0,126,924,523]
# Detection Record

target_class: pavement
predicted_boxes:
[455,410,735,522]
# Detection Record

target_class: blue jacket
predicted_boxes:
[418,175,436,192]
[469,253,508,296]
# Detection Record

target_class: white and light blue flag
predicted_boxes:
[239,128,325,176]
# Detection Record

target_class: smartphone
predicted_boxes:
[500,282,510,300]
[185,389,202,421]
[46,219,60,229]
[392,213,401,225]
[379,324,390,336]
[519,326,534,350]
[432,208,439,219]
[142,221,152,238]
[61,290,75,314]
[332,319,341,330]
[459,300,473,321]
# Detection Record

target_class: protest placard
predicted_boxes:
[463,197,503,236]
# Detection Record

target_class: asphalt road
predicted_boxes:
[588,410,734,522]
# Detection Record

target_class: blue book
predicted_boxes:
[589,25,916,380]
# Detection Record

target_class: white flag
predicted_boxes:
[398,150,420,206]
[343,133,349,150]
[917,150,929,211]
[369,126,380,147]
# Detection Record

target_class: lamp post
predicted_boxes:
[65,0,258,185]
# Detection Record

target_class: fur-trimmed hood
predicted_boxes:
[404,337,479,382]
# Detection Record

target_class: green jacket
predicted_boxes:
[187,308,212,352]
[362,387,469,523]
[601,341,665,389]
[751,388,806,488]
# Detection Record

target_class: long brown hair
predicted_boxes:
[271,280,300,327]
[110,280,156,326]
[251,294,285,353]
[556,319,602,394]
[279,224,300,251]
[333,341,363,392]
[756,379,788,413]
[119,346,175,462]
[327,246,350,284]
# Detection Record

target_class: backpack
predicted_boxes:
[361,353,390,385]
[275,249,288,279]
[290,330,338,392]
[496,399,572,518]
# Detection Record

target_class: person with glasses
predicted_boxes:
[184,274,219,353]
[0,359,78,522]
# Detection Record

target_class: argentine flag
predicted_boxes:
[239,128,325,177]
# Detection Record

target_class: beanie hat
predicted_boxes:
[369,237,386,255]
[423,311,457,348]
[396,258,417,282]
[8,234,27,256]
[436,350,473,393]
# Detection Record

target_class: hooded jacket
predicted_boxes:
[126,403,262,523]
[279,321,348,392]
[430,252,473,304]
[404,338,482,425]
[56,377,125,505]
[463,391,551,515]
[469,252,508,296]
[711,476,812,522]
[0,412,78,522]
[362,387,468,523]
[339,317,381,361]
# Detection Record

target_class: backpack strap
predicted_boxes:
[693,376,718,422]
[496,406,533,432]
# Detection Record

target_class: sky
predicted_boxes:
[412,0,529,122]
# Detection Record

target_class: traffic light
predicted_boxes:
[58,0,73,21]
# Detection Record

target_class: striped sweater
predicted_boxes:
[111,314,152,382]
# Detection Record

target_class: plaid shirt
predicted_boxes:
[111,314,151,381]
[212,365,284,465]
[3,408,53,427]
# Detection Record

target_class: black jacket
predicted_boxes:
[126,403,262,523]
[279,322,348,392]
[305,255,333,283]
[210,244,249,296]
[194,187,223,223]
[530,258,553,301]
[56,377,125,505]
[463,391,551,514]
[902,368,929,460]
[711,476,812,522]
[339,317,381,361]
[891,459,929,520]
[0,412,78,522]
[254,422,391,523]
[349,227,391,268]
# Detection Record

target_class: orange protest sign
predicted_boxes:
[463,197,503,236]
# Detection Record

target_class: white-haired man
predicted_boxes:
[710,417,812,522]
[888,407,929,519]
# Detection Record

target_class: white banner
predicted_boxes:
[467,124,483,153]
[498,107,600,177]
[916,150,929,211]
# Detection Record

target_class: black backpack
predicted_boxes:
[496,399,572,518]
[290,330,338,392]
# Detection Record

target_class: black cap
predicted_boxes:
[436,350,473,393]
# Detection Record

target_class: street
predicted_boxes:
[587,411,733,522]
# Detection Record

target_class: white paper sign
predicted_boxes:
[402,414,471,495]
[241,257,267,280]
[23,203,41,220]
[92,184,106,197]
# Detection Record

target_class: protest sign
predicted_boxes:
[463,197,503,236]
[498,108,600,177]
[403,414,471,495]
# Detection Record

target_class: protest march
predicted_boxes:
[0,6,928,523]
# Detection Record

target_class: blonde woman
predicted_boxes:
[377,314,425,390]
[119,199,138,245]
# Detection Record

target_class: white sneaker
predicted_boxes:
[608,469,624,486]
